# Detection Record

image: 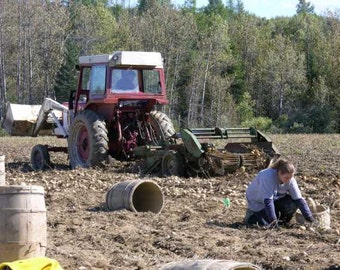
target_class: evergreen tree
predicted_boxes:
[204,0,226,17]
[138,0,171,13]
[183,0,197,13]
[54,40,79,102]
[296,0,314,14]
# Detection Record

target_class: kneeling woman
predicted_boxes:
[244,158,314,228]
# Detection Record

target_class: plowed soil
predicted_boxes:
[0,134,339,270]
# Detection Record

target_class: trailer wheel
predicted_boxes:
[31,144,51,171]
[150,111,176,139]
[68,110,108,169]
[161,151,184,177]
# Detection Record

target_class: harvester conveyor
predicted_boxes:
[134,128,280,178]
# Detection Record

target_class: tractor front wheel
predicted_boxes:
[68,110,109,169]
[31,144,51,171]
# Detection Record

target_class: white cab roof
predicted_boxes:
[79,51,163,68]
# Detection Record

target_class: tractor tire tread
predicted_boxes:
[68,110,109,169]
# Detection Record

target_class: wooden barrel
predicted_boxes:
[106,180,164,214]
[0,185,47,263]
[161,259,262,270]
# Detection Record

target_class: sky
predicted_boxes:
[239,0,340,18]
[168,0,340,18]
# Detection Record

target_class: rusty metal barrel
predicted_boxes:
[106,180,164,214]
[161,259,262,270]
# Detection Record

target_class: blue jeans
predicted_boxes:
[247,195,298,226]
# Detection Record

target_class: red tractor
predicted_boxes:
[3,51,176,169]
[67,51,175,168]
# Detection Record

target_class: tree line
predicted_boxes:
[0,0,339,133]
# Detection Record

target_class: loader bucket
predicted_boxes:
[3,104,41,136]
[2,103,59,136]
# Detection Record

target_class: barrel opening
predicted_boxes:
[132,182,163,213]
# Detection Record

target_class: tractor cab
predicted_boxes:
[72,51,169,117]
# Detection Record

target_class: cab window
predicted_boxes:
[143,70,161,94]
[90,65,106,95]
[111,69,139,93]
[81,67,91,90]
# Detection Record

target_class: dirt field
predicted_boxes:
[0,134,339,270]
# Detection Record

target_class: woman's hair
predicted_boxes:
[269,158,295,174]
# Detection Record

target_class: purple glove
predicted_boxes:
[295,198,314,222]
[264,198,277,223]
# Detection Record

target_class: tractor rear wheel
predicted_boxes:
[31,144,51,171]
[68,110,108,169]
[150,111,176,140]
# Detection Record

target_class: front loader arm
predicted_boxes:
[32,98,69,137]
